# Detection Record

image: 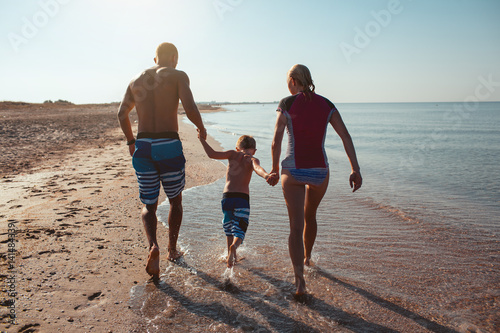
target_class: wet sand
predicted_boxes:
[0,102,226,332]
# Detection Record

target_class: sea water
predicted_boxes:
[130,102,499,332]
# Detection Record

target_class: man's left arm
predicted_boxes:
[117,85,136,156]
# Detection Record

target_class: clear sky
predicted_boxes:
[1,0,499,104]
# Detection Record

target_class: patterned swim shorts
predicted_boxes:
[221,192,250,241]
[132,132,186,204]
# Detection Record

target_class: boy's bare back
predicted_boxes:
[199,135,274,194]
[224,152,255,194]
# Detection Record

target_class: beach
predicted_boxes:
[1,102,498,333]
[0,102,226,332]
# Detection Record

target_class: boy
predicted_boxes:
[199,134,276,268]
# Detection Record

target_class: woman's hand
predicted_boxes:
[266,172,280,186]
[349,171,362,192]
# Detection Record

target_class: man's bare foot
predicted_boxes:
[167,249,184,262]
[227,246,237,268]
[145,246,160,277]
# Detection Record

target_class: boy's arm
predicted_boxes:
[199,134,236,160]
[251,158,271,180]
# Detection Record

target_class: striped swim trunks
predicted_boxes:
[287,167,329,186]
[132,132,186,204]
[221,192,250,241]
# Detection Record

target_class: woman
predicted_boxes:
[271,64,362,296]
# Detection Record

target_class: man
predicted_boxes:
[118,42,206,278]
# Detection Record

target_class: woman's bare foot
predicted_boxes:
[167,249,184,262]
[145,246,160,277]
[295,275,306,296]
[304,257,314,267]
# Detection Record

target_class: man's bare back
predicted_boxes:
[119,66,205,138]
[130,67,182,133]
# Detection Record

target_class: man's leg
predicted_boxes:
[143,202,160,277]
[167,193,183,261]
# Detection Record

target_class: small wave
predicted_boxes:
[356,197,423,225]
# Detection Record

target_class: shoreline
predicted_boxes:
[0,103,226,332]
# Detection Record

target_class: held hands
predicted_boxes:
[349,171,362,192]
[197,127,207,141]
[266,172,279,186]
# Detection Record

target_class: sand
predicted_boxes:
[0,102,226,332]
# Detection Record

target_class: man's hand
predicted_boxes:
[128,143,135,157]
[349,171,362,192]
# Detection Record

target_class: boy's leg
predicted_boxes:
[226,235,234,256]
[167,193,183,261]
[142,202,160,277]
[304,172,329,266]
[228,237,243,268]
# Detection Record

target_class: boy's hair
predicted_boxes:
[236,135,256,150]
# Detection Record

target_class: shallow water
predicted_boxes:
[130,102,499,332]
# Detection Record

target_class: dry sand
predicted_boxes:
[0,102,226,332]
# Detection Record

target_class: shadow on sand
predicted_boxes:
[151,258,452,332]
[249,268,402,333]
[154,260,318,332]
[311,268,458,333]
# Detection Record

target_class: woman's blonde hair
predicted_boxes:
[288,64,315,96]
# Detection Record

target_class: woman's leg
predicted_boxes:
[304,171,329,266]
[281,170,307,295]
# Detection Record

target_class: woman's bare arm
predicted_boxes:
[330,111,362,191]
[271,112,287,174]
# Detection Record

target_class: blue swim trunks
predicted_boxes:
[221,192,250,241]
[132,132,186,204]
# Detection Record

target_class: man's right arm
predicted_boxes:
[117,84,136,156]
[198,132,235,160]
[178,71,206,139]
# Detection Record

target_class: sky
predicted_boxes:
[1,0,499,104]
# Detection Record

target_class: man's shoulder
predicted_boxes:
[132,67,188,80]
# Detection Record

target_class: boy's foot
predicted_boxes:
[145,246,160,277]
[227,246,237,268]
[167,249,184,262]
